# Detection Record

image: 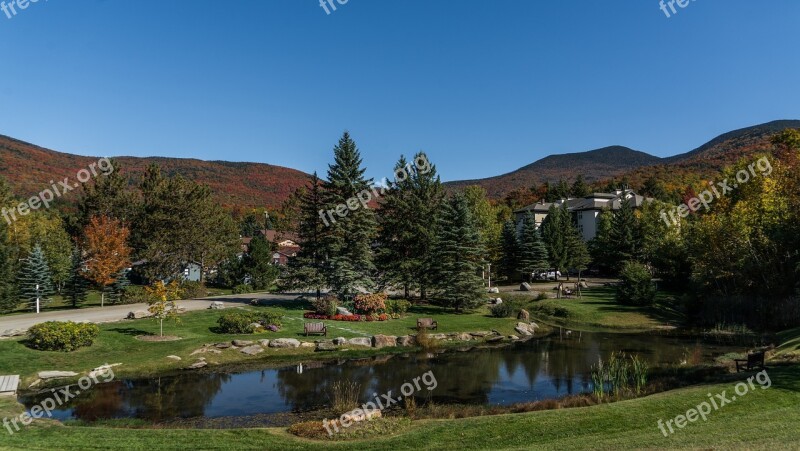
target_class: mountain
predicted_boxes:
[446,146,662,197]
[0,135,310,209]
[445,120,800,198]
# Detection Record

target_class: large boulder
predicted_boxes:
[127,311,150,319]
[372,335,397,348]
[38,371,78,380]
[470,331,491,338]
[208,301,225,310]
[396,335,416,347]
[316,341,337,352]
[455,333,472,342]
[300,342,316,348]
[517,309,530,321]
[186,360,208,370]
[258,339,271,347]
[487,287,500,294]
[269,338,301,348]
[347,337,372,347]
[333,337,347,345]
[232,340,254,347]
[336,307,353,316]
[520,283,532,292]
[1,329,25,337]
[240,345,264,356]
[514,322,538,336]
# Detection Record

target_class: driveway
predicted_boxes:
[0,292,298,336]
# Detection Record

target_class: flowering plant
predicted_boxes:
[353,293,387,315]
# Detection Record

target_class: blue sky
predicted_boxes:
[0,0,798,182]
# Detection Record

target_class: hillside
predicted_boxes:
[445,120,800,198]
[0,135,311,209]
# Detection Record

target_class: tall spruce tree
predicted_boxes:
[499,220,520,281]
[377,152,443,299]
[609,196,642,268]
[18,244,55,311]
[571,175,590,197]
[321,132,377,297]
[282,173,328,298]
[107,268,130,305]
[0,220,16,313]
[431,194,486,312]
[243,234,279,290]
[62,247,89,308]
[541,204,570,274]
[517,212,549,281]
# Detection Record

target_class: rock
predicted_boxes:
[520,283,532,292]
[232,340,254,347]
[470,331,491,338]
[191,347,221,355]
[485,336,504,343]
[38,371,79,380]
[431,333,448,340]
[491,298,503,305]
[166,355,182,361]
[347,337,372,347]
[1,329,25,337]
[517,309,530,321]
[250,323,265,331]
[316,341,337,352]
[336,306,353,316]
[240,345,264,356]
[579,281,589,289]
[88,363,121,378]
[215,342,233,349]
[333,337,347,345]
[258,339,271,347]
[300,342,316,348]
[487,287,500,294]
[27,379,42,389]
[509,335,520,340]
[127,311,150,319]
[455,333,472,341]
[515,322,534,336]
[208,301,225,310]
[269,338,301,348]
[396,335,416,347]
[186,361,208,370]
[372,335,397,348]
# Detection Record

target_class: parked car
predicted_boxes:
[534,271,561,281]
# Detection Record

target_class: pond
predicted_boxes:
[20,332,738,424]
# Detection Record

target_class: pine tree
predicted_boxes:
[499,220,520,281]
[517,212,549,281]
[571,175,590,198]
[431,194,486,312]
[243,234,279,290]
[321,132,377,297]
[589,209,615,274]
[609,197,642,268]
[107,268,130,305]
[282,173,328,298]
[18,244,55,312]
[565,222,591,280]
[0,220,17,313]
[62,247,89,308]
[541,204,569,273]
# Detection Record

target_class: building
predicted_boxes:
[514,189,651,241]
[240,230,301,266]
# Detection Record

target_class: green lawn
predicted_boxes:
[0,298,523,386]
[523,287,685,331]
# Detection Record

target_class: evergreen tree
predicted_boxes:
[62,247,89,308]
[0,220,17,313]
[565,221,591,279]
[517,212,549,281]
[18,244,55,311]
[75,159,138,235]
[377,153,444,299]
[609,197,642,268]
[239,212,264,238]
[431,194,486,312]
[571,175,590,197]
[321,132,377,297]
[499,220,520,281]
[107,268,131,305]
[243,235,279,290]
[282,173,328,297]
[589,209,615,274]
[541,204,570,273]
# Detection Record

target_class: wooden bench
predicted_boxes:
[735,352,766,372]
[304,322,327,337]
[417,318,438,330]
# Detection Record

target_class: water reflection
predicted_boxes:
[21,332,735,422]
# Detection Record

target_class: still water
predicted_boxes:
[21,332,736,423]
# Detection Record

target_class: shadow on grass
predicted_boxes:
[109,327,154,337]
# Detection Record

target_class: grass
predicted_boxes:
[522,287,685,332]
[0,297,524,386]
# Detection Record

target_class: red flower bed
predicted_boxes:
[303,312,389,322]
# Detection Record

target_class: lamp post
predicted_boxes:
[35,284,40,314]
[487,263,492,289]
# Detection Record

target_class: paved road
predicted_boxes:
[0,293,297,335]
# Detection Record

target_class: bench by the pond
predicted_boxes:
[304,322,327,337]
[0,375,19,397]
[417,318,438,330]
[735,352,766,372]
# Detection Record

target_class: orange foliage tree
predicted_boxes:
[83,216,131,307]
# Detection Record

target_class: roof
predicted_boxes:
[515,190,652,215]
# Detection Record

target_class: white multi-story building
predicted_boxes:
[514,189,650,241]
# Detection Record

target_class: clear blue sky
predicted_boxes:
[0,0,798,182]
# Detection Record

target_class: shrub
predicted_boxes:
[353,293,387,314]
[216,311,283,334]
[616,261,657,306]
[534,291,549,301]
[120,286,155,305]
[232,284,253,295]
[490,302,514,318]
[27,321,100,352]
[180,281,208,299]
[386,299,411,316]
[312,295,339,316]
